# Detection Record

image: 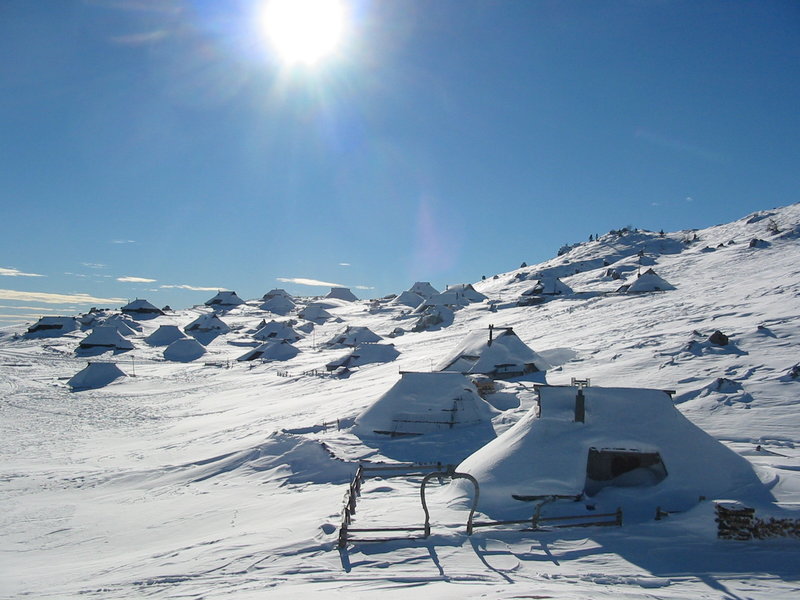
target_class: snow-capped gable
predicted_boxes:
[262,288,293,301]
[259,295,296,315]
[163,337,206,362]
[392,290,424,308]
[522,276,573,296]
[237,340,299,362]
[325,343,400,371]
[298,303,332,323]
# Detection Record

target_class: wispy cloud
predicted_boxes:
[0,267,44,278]
[277,277,345,288]
[160,284,223,292]
[82,262,108,269]
[339,262,351,267]
[117,276,157,283]
[352,285,375,290]
[0,289,125,305]
[0,305,68,312]
[111,239,136,244]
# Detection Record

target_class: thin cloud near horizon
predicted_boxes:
[117,276,157,283]
[0,288,125,305]
[0,267,45,278]
[277,277,374,291]
[160,284,226,292]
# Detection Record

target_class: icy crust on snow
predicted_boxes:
[353,372,498,436]
[452,386,772,519]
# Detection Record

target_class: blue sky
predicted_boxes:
[1,0,798,324]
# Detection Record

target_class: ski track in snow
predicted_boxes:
[2,204,800,598]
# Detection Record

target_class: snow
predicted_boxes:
[323,325,382,348]
[205,290,244,307]
[253,320,301,342]
[436,326,551,376]
[25,316,79,338]
[77,325,134,351]
[237,340,299,362]
[2,203,800,599]
[326,287,358,302]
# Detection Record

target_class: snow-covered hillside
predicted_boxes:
[2,204,800,599]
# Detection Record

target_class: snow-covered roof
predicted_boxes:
[144,325,186,347]
[408,281,439,299]
[423,284,487,308]
[120,299,163,315]
[204,291,244,307]
[237,340,299,362]
[452,385,771,518]
[184,313,230,333]
[68,362,126,391]
[392,290,424,308]
[253,320,301,342]
[437,327,550,377]
[325,343,400,371]
[411,305,454,332]
[163,338,206,362]
[78,326,134,350]
[259,295,296,315]
[353,372,497,437]
[621,269,676,293]
[521,276,574,296]
[262,288,293,301]
[324,325,381,348]
[26,316,79,338]
[298,303,332,323]
[326,287,358,302]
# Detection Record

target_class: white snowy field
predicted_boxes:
[2,204,800,599]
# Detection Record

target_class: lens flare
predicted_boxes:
[260,0,346,65]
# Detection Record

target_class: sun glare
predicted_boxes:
[260,0,346,66]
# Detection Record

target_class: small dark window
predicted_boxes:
[584,448,667,496]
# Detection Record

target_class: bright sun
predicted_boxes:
[260,0,346,66]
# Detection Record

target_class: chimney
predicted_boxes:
[575,388,585,423]
[488,324,494,346]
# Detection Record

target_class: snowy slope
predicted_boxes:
[1,204,799,599]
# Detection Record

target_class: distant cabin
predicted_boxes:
[121,299,164,317]
[326,287,358,302]
[26,316,78,338]
[205,291,245,308]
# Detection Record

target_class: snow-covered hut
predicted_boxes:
[204,290,244,308]
[437,327,549,379]
[325,343,400,371]
[326,287,358,302]
[422,284,487,308]
[392,291,424,309]
[68,362,126,391]
[237,340,299,362]
[298,303,332,323]
[409,281,439,299]
[78,326,134,351]
[521,276,573,297]
[184,313,230,334]
[451,385,771,520]
[260,295,296,315]
[253,320,301,342]
[25,316,79,338]
[353,372,497,437]
[262,288,293,301]
[618,269,676,293]
[324,325,382,348]
[121,298,164,318]
[163,338,206,362]
[144,325,186,347]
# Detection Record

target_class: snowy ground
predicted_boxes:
[2,204,800,598]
